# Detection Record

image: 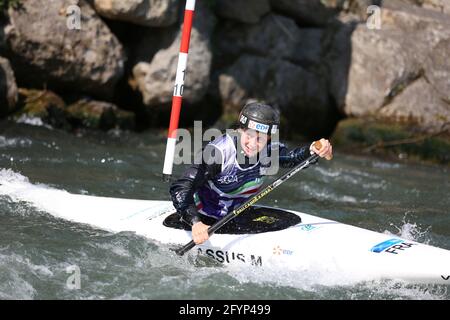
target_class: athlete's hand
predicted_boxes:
[192,221,210,245]
[311,138,333,160]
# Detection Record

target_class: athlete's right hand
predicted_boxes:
[192,221,210,245]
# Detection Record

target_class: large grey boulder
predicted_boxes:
[327,1,450,133]
[216,14,323,66]
[219,55,333,138]
[422,0,450,15]
[0,56,18,116]
[2,0,125,99]
[424,38,450,103]
[398,0,450,15]
[132,0,216,106]
[378,78,449,132]
[338,0,381,20]
[270,0,344,26]
[93,0,179,27]
[215,0,270,24]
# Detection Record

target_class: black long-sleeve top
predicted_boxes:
[169,135,314,225]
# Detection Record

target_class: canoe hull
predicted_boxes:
[1,180,449,285]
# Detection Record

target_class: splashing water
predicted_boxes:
[0,121,449,299]
[385,212,432,245]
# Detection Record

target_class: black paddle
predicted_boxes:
[174,141,326,256]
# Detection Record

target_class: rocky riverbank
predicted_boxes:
[0,0,449,164]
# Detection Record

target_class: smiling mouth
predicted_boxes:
[244,146,254,154]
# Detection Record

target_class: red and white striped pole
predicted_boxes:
[162,0,196,182]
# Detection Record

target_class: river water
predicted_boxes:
[0,119,449,300]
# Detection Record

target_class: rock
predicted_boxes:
[218,55,335,139]
[422,0,450,15]
[114,108,136,130]
[0,21,6,53]
[0,56,18,116]
[346,26,423,116]
[215,0,270,24]
[12,88,175,133]
[338,0,381,21]
[378,78,449,132]
[132,0,216,106]
[326,1,450,133]
[3,0,125,99]
[424,37,450,103]
[381,0,450,30]
[270,0,344,26]
[93,0,179,27]
[15,88,70,129]
[130,25,178,67]
[66,98,135,130]
[332,117,450,165]
[216,14,324,67]
[323,21,355,113]
[399,0,450,15]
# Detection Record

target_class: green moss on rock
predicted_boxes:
[15,88,70,129]
[66,99,135,131]
[18,89,65,116]
[332,118,450,165]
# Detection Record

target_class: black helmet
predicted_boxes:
[238,102,280,135]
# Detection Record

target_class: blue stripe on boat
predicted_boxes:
[371,239,404,253]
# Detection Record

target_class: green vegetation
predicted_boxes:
[15,88,71,129]
[332,118,450,166]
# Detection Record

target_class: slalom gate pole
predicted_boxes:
[162,0,196,182]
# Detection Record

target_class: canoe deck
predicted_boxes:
[163,206,301,234]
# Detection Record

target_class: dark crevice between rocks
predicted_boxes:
[131,91,223,135]
[97,18,165,131]
[442,97,450,107]
[281,90,343,142]
[379,68,425,110]
[0,62,8,117]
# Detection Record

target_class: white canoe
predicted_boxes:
[1,178,449,285]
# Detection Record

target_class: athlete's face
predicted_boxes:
[239,129,270,157]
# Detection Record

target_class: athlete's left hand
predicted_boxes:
[310,138,333,160]
[192,221,210,245]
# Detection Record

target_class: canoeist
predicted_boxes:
[169,102,333,244]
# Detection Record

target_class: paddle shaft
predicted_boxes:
[175,152,320,256]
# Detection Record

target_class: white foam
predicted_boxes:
[372,161,402,169]
[15,115,52,129]
[0,168,30,185]
[0,169,65,215]
[0,253,40,299]
[0,136,33,148]
[314,166,341,178]
[301,184,372,204]
[357,280,448,300]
